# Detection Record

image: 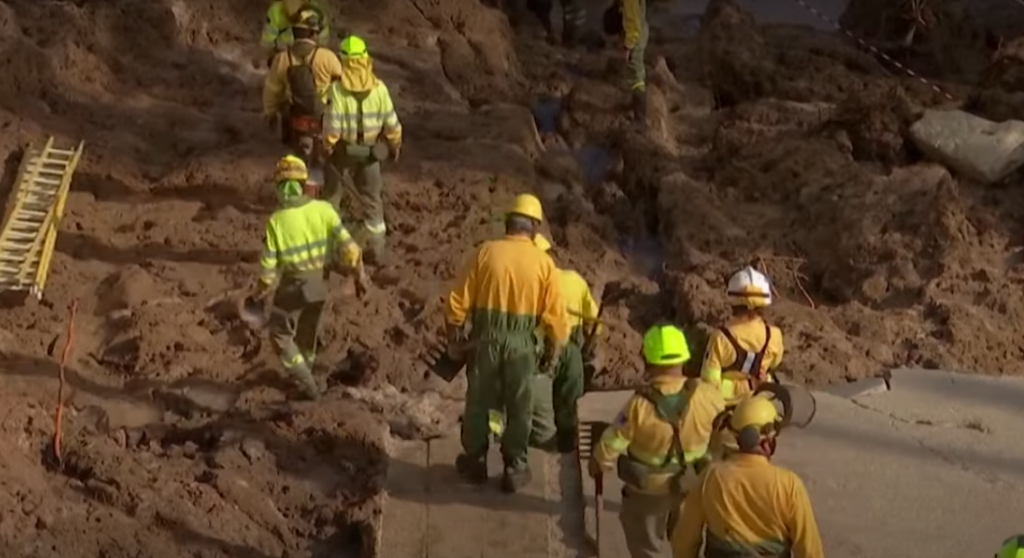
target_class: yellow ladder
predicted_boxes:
[0,137,84,299]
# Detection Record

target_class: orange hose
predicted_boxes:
[52,300,77,465]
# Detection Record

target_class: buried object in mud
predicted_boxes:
[909,109,1024,184]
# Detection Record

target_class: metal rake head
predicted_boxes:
[577,421,610,460]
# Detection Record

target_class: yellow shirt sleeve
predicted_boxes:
[262,54,287,116]
[580,281,603,335]
[540,257,571,345]
[701,331,729,387]
[787,474,825,558]
[769,327,785,370]
[671,469,708,558]
[445,249,479,327]
[594,397,639,469]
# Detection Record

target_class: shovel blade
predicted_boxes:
[754,382,817,429]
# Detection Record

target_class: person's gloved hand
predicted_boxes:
[353,264,370,298]
[540,342,564,376]
[445,323,467,360]
[390,144,401,163]
[587,457,604,479]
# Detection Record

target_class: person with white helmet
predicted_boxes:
[700,266,784,405]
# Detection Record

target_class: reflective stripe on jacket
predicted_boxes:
[446,235,570,344]
[323,82,402,148]
[701,317,784,401]
[260,199,360,286]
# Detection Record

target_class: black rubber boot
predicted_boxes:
[455,453,488,485]
[501,464,532,493]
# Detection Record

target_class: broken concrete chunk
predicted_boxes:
[909,109,1024,183]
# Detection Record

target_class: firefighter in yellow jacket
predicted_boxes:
[323,35,402,264]
[530,234,602,453]
[701,266,785,406]
[606,0,649,117]
[261,0,331,60]
[671,394,825,558]
[589,324,726,558]
[256,156,369,400]
[445,194,570,493]
[263,8,342,160]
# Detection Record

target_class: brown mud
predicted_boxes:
[0,0,1023,555]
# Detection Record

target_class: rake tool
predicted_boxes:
[578,420,610,557]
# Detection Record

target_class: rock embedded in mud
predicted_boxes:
[910,109,1024,183]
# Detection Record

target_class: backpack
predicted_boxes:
[286,46,323,117]
[634,385,689,468]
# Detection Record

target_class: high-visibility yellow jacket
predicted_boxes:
[701,317,784,402]
[671,454,825,558]
[324,57,402,150]
[259,199,361,288]
[446,235,570,345]
[621,0,648,49]
[594,375,726,495]
[261,0,331,52]
[559,269,601,343]
[263,42,344,116]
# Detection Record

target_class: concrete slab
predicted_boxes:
[778,391,1024,558]
[380,433,586,558]
[823,376,889,399]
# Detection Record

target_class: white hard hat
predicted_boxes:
[727,266,772,309]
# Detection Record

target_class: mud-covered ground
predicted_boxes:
[1,0,1024,555]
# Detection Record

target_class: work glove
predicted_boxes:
[389,144,401,163]
[354,264,370,298]
[540,341,565,376]
[587,457,604,479]
[445,323,467,360]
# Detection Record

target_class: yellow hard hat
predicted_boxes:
[293,7,323,30]
[533,234,552,252]
[275,155,308,182]
[727,266,772,309]
[998,536,1024,558]
[509,193,544,222]
[729,394,779,431]
[641,324,690,366]
[340,35,369,58]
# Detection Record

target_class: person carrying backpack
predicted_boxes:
[263,6,343,174]
[588,324,726,558]
[700,266,785,406]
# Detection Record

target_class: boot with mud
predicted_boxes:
[501,463,532,493]
[455,453,488,484]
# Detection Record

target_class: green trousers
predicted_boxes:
[624,0,649,92]
[463,335,536,469]
[620,487,682,558]
[267,283,325,394]
[324,149,387,259]
[530,342,585,443]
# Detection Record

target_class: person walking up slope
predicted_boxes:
[444,194,570,493]
[254,156,369,400]
[323,35,402,264]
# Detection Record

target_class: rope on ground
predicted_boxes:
[786,0,956,100]
[52,299,78,466]
[758,256,816,309]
